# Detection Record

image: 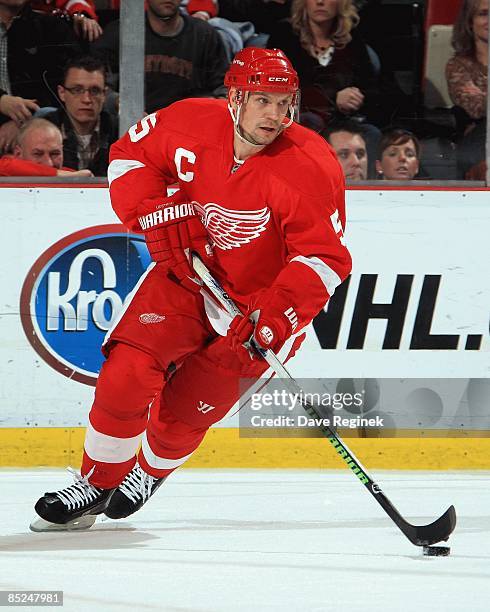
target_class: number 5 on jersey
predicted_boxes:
[128,114,196,183]
[128,113,157,142]
[330,209,346,245]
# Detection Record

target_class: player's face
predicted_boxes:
[329,131,367,180]
[238,91,293,146]
[472,0,488,45]
[376,139,419,180]
[58,68,106,127]
[147,0,180,19]
[15,128,63,169]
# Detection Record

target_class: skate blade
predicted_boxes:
[29,514,97,532]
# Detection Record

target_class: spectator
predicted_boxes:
[0,117,92,176]
[108,0,291,34]
[44,55,117,176]
[31,1,102,41]
[376,128,420,180]
[0,0,81,154]
[446,0,488,179]
[323,119,368,180]
[267,0,381,130]
[92,0,229,113]
[183,1,257,63]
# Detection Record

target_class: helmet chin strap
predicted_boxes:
[228,98,263,148]
[228,90,296,149]
[283,109,295,129]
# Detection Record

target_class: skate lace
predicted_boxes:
[119,465,156,504]
[55,467,99,511]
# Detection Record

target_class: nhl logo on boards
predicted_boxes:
[20,225,152,386]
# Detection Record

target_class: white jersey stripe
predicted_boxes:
[84,421,142,464]
[290,255,342,298]
[141,432,194,469]
[108,159,146,186]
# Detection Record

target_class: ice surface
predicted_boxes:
[1,469,489,612]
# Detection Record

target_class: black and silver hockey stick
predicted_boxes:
[192,254,457,547]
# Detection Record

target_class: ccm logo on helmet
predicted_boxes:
[268,77,289,82]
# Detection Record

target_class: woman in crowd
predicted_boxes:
[376,128,420,180]
[267,0,381,175]
[446,0,488,179]
[267,0,381,129]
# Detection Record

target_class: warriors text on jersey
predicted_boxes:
[108,98,352,334]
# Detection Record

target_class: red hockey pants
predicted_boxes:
[81,266,269,488]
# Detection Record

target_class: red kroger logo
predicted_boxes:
[20,224,151,386]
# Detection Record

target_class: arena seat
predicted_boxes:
[423,25,454,109]
[422,0,463,108]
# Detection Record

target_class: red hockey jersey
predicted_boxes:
[108,99,352,333]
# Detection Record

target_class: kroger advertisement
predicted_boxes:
[0,186,488,428]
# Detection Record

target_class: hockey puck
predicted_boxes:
[422,545,451,557]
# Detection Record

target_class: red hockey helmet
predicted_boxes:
[225,47,299,95]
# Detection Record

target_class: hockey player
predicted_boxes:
[32,47,352,531]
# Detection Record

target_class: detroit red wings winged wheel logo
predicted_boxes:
[193,203,270,250]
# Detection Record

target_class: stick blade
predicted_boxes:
[402,505,457,546]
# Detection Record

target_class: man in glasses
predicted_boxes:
[44,55,118,175]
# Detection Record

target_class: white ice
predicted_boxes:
[1,469,489,612]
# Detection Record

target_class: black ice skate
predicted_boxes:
[104,464,166,519]
[30,468,116,532]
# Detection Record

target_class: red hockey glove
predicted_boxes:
[139,197,212,292]
[227,314,255,359]
[226,298,298,362]
[251,290,299,352]
[252,305,296,352]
